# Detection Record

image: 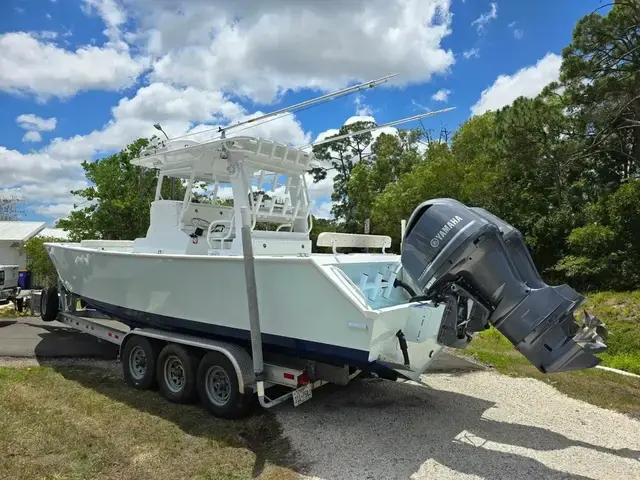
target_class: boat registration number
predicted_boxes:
[292,384,312,407]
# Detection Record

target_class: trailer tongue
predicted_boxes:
[400,198,607,373]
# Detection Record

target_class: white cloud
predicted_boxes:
[17,114,57,143]
[81,0,128,49]
[354,94,374,116]
[412,99,431,111]
[471,2,497,34]
[463,48,480,59]
[313,200,335,220]
[313,128,340,144]
[0,146,83,190]
[344,115,376,126]
[41,82,289,165]
[31,203,77,221]
[140,0,455,103]
[431,88,451,102]
[471,53,562,116]
[508,20,523,39]
[0,32,146,99]
[22,131,42,143]
[112,83,243,125]
[17,114,57,132]
[306,156,336,197]
[33,30,58,40]
[1,181,88,204]
[83,0,126,32]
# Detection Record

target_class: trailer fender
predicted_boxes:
[119,328,255,394]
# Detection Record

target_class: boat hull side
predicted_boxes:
[46,244,375,364]
[83,296,371,366]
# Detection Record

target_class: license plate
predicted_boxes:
[292,383,312,407]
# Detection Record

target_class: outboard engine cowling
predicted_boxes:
[401,198,607,373]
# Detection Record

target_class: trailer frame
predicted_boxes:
[52,296,360,417]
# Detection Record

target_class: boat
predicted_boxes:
[43,75,607,382]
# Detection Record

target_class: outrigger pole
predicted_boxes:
[167,73,399,142]
[301,106,456,150]
[217,73,399,138]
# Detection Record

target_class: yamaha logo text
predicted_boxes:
[430,215,464,248]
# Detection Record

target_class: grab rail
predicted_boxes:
[206,215,235,249]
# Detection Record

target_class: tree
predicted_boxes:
[347,130,424,233]
[371,144,467,251]
[557,0,640,191]
[310,120,376,232]
[309,216,339,253]
[450,112,505,212]
[23,236,65,287]
[0,194,25,221]
[546,0,640,289]
[57,138,184,241]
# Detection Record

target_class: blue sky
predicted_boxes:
[1,0,606,224]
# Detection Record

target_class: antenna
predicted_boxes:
[301,107,456,149]
[168,73,399,142]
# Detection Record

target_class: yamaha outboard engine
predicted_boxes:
[401,198,607,373]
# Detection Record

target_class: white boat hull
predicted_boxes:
[46,243,446,379]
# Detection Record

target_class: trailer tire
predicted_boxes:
[197,351,253,419]
[157,344,199,404]
[40,286,59,322]
[122,336,159,390]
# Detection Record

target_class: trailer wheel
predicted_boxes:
[40,286,59,322]
[122,336,159,390]
[197,351,253,419]
[156,344,199,403]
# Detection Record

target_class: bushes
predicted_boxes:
[22,236,64,287]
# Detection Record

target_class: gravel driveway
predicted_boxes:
[276,371,640,480]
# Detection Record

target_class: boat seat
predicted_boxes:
[317,232,392,254]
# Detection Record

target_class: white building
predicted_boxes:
[0,221,48,269]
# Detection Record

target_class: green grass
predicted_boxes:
[463,291,640,418]
[582,291,640,374]
[0,363,300,480]
[0,307,31,319]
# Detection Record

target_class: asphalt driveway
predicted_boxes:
[0,316,118,358]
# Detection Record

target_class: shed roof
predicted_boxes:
[0,221,46,242]
[38,228,70,240]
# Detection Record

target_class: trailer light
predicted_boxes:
[297,372,310,386]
